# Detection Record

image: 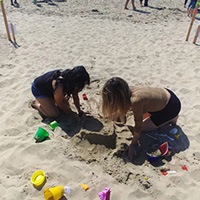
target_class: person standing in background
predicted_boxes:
[184,0,188,8]
[187,0,197,17]
[124,0,136,10]
[140,0,149,7]
[11,0,18,6]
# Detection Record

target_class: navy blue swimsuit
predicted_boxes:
[31,70,61,98]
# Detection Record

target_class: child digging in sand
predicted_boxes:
[31,66,90,118]
[102,77,181,158]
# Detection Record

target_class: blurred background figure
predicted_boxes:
[140,0,149,7]
[187,0,197,17]
[184,0,188,8]
[11,0,19,6]
[124,0,136,10]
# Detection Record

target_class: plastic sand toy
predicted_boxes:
[81,183,89,191]
[49,121,59,131]
[31,170,46,187]
[44,185,71,200]
[34,127,49,142]
[98,187,111,200]
[44,185,64,200]
[82,93,88,100]
[146,142,169,162]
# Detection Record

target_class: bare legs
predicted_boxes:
[11,0,18,5]
[140,0,142,7]
[184,0,188,8]
[187,8,195,17]
[131,0,136,10]
[31,98,61,118]
[124,0,136,10]
[142,116,178,132]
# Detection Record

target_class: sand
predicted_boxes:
[0,0,200,199]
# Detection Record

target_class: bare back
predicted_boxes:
[130,86,170,132]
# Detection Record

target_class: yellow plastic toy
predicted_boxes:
[31,170,46,187]
[44,185,64,200]
[81,183,89,191]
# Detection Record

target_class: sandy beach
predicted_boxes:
[0,0,200,199]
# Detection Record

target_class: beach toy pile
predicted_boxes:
[31,169,111,200]
[32,118,111,199]
[33,121,60,142]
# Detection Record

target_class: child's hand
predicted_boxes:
[127,125,135,133]
[128,143,138,160]
[78,110,85,118]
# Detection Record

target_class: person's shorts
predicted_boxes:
[149,89,181,126]
[31,82,48,98]
[188,0,196,9]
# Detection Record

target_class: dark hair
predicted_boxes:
[58,66,90,94]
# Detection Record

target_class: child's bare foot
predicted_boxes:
[31,99,40,109]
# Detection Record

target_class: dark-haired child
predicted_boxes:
[31,66,90,118]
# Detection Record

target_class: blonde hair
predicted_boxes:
[102,77,131,122]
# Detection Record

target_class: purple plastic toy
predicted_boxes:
[98,187,111,200]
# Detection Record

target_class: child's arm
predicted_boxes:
[128,102,143,159]
[127,127,141,159]
[127,126,141,145]
[54,84,70,113]
[129,99,143,145]
[72,92,83,116]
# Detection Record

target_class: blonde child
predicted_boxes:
[102,77,181,158]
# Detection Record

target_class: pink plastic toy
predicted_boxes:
[98,187,111,200]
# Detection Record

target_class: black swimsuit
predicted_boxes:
[149,89,181,126]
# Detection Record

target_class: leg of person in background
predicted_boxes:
[140,0,143,7]
[131,0,136,10]
[14,0,19,6]
[124,0,130,9]
[187,0,197,17]
[184,0,188,8]
[144,0,148,7]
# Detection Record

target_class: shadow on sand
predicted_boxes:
[115,124,190,167]
[35,0,64,7]
[133,9,151,14]
[42,111,104,137]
